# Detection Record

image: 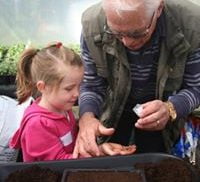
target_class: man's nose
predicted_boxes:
[121,36,134,47]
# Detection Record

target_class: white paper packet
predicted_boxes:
[132,104,143,117]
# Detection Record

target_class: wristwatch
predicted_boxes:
[164,101,177,122]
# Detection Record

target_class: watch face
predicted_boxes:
[171,111,177,120]
[165,101,177,121]
[170,106,177,121]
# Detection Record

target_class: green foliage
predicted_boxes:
[0,44,25,76]
[68,43,81,55]
[0,43,80,76]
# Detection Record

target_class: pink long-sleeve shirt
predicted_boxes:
[10,99,78,162]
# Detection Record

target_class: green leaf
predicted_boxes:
[0,43,25,76]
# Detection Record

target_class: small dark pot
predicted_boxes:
[0,76,16,98]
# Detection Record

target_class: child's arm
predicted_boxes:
[98,143,136,156]
[14,116,75,161]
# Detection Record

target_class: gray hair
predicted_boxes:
[102,0,162,19]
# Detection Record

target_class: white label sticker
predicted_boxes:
[60,131,72,146]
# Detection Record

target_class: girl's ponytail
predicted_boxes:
[16,48,38,104]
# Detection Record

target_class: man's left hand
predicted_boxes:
[135,100,170,130]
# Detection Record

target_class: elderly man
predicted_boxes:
[73,0,200,158]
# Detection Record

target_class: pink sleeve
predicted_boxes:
[22,116,73,161]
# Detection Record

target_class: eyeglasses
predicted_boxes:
[104,12,156,40]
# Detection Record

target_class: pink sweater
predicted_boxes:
[10,99,78,162]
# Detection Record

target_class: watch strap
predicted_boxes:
[164,101,177,122]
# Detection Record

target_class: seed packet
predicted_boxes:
[132,104,143,117]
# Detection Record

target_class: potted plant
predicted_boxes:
[0,43,25,98]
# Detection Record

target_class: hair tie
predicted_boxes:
[56,42,62,48]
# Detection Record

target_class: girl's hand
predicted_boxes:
[99,143,136,156]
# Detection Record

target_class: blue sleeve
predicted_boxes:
[79,34,108,118]
[169,48,200,118]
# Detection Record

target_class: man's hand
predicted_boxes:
[72,112,114,158]
[99,143,136,156]
[135,100,170,130]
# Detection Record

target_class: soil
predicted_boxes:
[4,158,199,182]
[5,165,62,182]
[183,157,200,175]
[65,170,145,182]
[135,158,196,182]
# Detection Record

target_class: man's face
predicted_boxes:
[105,5,158,50]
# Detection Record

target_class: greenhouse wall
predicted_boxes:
[0,0,100,46]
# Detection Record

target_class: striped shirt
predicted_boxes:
[79,15,200,119]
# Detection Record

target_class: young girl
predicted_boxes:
[10,43,136,162]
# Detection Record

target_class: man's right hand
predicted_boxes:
[72,112,115,158]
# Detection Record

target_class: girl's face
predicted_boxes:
[40,65,84,114]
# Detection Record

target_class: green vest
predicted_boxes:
[81,0,200,152]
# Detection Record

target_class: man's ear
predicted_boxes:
[36,80,45,92]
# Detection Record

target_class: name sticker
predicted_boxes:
[60,131,72,146]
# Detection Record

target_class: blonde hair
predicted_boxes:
[102,0,162,19]
[16,43,82,104]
